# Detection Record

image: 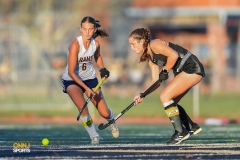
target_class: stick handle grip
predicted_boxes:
[140,80,160,98]
[97,79,161,129]
[119,80,160,119]
[76,77,105,121]
[93,77,105,92]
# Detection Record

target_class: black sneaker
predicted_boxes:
[189,123,202,136]
[167,129,190,145]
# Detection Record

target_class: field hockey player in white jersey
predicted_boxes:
[62,16,119,144]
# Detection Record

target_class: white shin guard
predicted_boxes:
[80,114,99,138]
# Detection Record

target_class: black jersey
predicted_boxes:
[149,42,205,77]
[149,49,167,66]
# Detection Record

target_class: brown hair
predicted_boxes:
[129,28,151,62]
[81,16,109,39]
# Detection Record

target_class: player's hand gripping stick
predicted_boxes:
[76,77,105,121]
[98,79,161,130]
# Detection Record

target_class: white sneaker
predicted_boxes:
[91,136,102,145]
[110,123,119,138]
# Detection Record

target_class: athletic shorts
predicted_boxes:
[61,78,98,93]
[173,54,205,77]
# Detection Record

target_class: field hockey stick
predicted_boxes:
[76,77,105,121]
[98,79,161,130]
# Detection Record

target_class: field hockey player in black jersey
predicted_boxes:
[129,28,204,145]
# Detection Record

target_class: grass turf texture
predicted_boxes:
[1,124,240,146]
[0,92,239,119]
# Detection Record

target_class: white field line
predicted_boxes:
[22,143,240,155]
[28,148,240,155]
[79,149,240,154]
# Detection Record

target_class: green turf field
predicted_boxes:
[1,123,240,159]
[1,123,240,146]
[0,92,239,119]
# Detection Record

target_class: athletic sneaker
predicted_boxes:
[167,129,190,145]
[91,136,102,145]
[109,123,119,138]
[189,123,202,136]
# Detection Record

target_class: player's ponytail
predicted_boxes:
[92,20,109,39]
[81,16,109,39]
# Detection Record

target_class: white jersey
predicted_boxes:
[62,36,96,81]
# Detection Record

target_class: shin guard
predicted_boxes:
[80,114,99,138]
[164,100,183,133]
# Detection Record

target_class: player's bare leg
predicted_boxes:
[90,89,119,138]
[160,72,202,144]
[67,85,100,144]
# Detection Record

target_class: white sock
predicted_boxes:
[80,114,99,138]
[106,109,114,122]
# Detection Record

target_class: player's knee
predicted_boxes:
[160,92,171,104]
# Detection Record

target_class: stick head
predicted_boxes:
[98,123,105,130]
[98,119,114,130]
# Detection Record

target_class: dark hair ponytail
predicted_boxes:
[81,16,109,39]
[129,28,151,62]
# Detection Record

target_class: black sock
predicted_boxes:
[165,103,183,133]
[177,104,194,130]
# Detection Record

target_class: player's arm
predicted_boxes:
[142,60,161,94]
[134,58,160,105]
[150,40,178,71]
[94,40,104,68]
[141,41,161,94]
[94,40,110,78]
